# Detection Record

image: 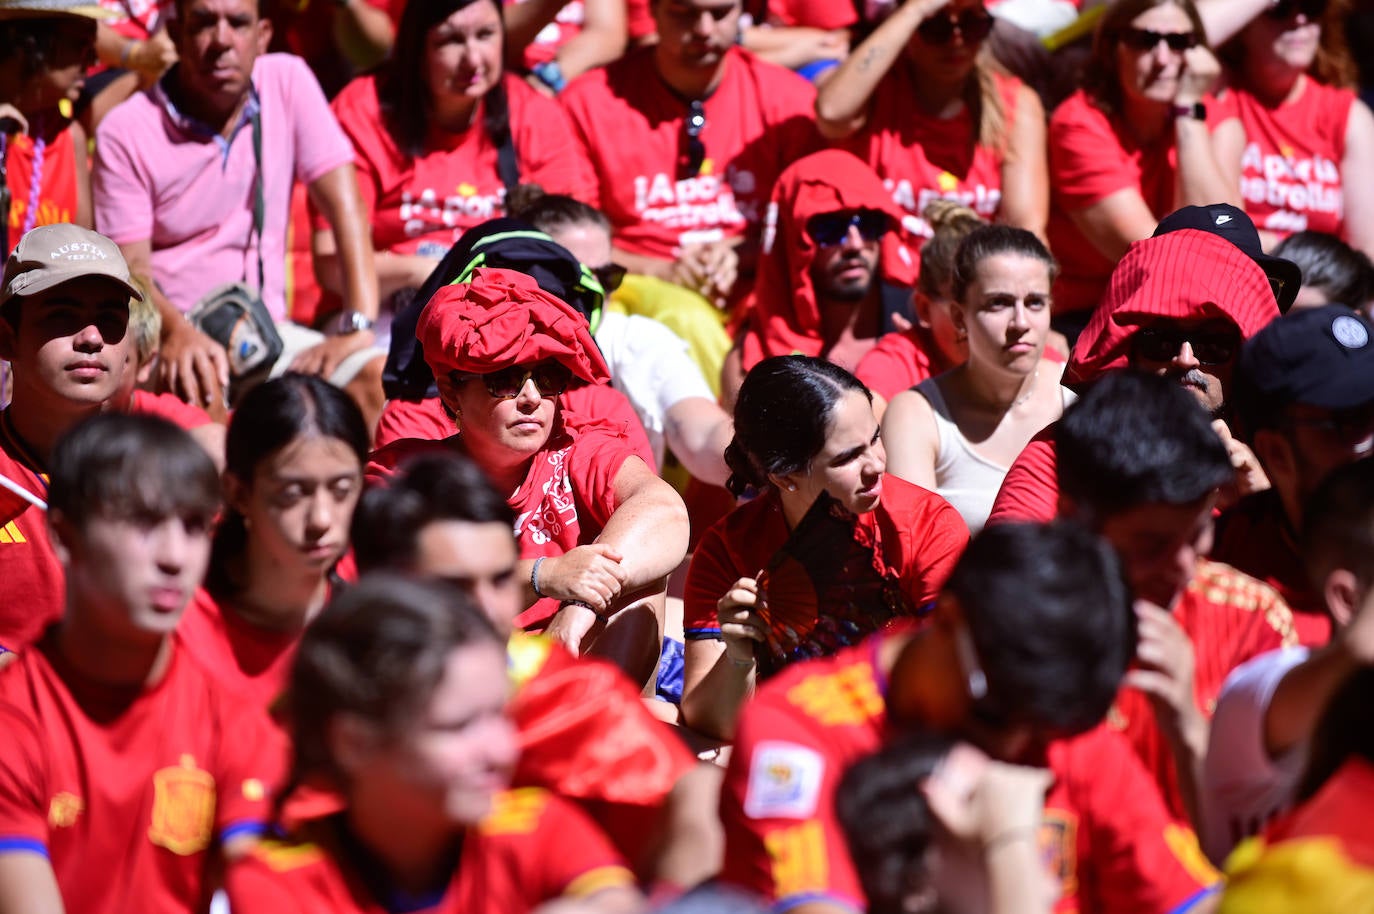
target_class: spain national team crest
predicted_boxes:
[148,755,216,855]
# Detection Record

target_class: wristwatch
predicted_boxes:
[531,60,567,94]
[1170,102,1206,121]
[335,311,375,334]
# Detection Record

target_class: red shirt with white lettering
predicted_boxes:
[0,633,279,914]
[560,46,819,266]
[368,422,639,630]
[1110,560,1297,823]
[841,67,1021,237]
[0,412,62,653]
[327,73,596,258]
[226,787,635,914]
[1047,89,1234,315]
[1227,77,1356,243]
[718,633,1220,913]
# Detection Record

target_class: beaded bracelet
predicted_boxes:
[530,556,546,598]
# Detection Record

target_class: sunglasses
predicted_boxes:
[1266,0,1327,19]
[455,362,573,399]
[1131,326,1240,366]
[917,6,995,45]
[806,209,889,247]
[593,262,627,294]
[1120,26,1200,52]
[681,100,706,179]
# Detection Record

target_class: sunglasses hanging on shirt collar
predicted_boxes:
[680,100,707,180]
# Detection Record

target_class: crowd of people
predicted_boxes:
[2,0,1374,910]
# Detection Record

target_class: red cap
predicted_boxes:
[1066,230,1279,387]
[417,268,610,385]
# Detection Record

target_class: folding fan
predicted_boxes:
[753,492,910,678]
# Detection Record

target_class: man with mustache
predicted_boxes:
[987,206,1291,525]
[733,149,917,387]
[0,224,141,653]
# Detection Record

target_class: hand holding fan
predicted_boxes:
[753,492,910,678]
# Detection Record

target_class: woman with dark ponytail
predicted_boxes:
[680,355,969,741]
[312,0,596,330]
[176,373,370,713]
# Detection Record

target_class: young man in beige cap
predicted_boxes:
[0,222,140,653]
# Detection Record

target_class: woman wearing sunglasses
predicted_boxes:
[680,355,968,741]
[1207,0,1374,260]
[369,267,690,689]
[1045,0,1243,339]
[814,0,1048,244]
[881,226,1072,534]
[311,0,595,344]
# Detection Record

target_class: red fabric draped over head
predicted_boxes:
[417,267,611,384]
[1066,230,1281,387]
[740,149,917,371]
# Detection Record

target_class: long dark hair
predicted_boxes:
[207,374,371,597]
[724,355,872,497]
[378,0,510,159]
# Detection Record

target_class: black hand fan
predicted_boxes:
[753,491,910,679]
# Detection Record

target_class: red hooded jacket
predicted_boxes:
[739,150,917,371]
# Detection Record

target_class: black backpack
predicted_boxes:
[382,216,607,400]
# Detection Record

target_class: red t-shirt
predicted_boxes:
[0,412,63,653]
[841,67,1021,235]
[985,428,1058,526]
[853,328,940,402]
[1212,489,1333,648]
[1228,78,1355,242]
[717,634,1219,913]
[126,390,214,430]
[560,46,819,265]
[327,73,596,258]
[4,128,79,254]
[683,475,968,639]
[0,634,280,914]
[507,633,696,866]
[765,0,857,29]
[226,787,635,914]
[1047,89,1233,315]
[173,588,303,714]
[368,424,639,630]
[371,384,655,468]
[1110,560,1297,822]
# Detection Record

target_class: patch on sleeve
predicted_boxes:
[743,742,825,820]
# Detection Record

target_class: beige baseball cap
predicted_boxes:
[1,224,144,307]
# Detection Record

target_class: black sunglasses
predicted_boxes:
[806,209,889,247]
[1267,0,1327,19]
[455,362,573,399]
[1120,26,1200,52]
[593,262,627,294]
[1131,326,1240,366]
[916,6,995,45]
[681,100,706,179]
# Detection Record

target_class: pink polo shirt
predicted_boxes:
[92,54,354,322]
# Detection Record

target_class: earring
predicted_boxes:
[954,326,968,342]
[786,484,797,492]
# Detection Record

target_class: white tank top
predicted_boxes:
[914,378,1077,533]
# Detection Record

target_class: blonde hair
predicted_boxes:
[918,201,986,298]
[966,52,1009,153]
[127,277,161,368]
